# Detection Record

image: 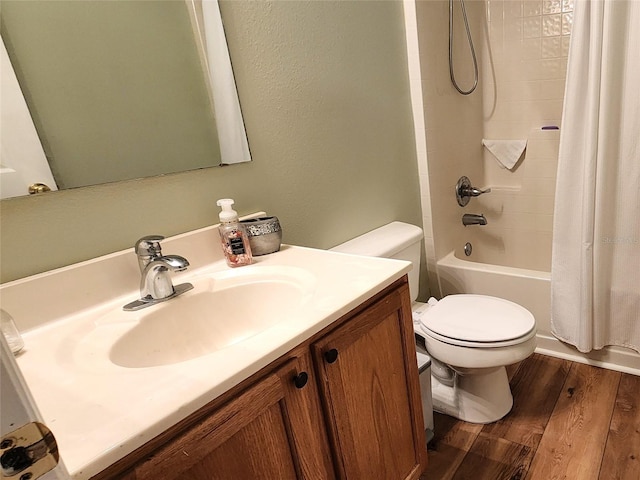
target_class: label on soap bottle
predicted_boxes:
[219,224,252,267]
[229,236,246,255]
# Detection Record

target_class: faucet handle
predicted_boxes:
[469,186,492,196]
[135,235,165,257]
[456,176,491,206]
[135,236,165,272]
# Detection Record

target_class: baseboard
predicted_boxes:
[535,333,640,376]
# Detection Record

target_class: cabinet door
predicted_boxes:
[313,284,427,480]
[127,373,298,480]
[274,351,336,479]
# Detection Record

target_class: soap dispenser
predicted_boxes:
[216,198,253,267]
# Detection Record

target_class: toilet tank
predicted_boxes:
[330,222,423,301]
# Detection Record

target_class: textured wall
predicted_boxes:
[0,1,421,283]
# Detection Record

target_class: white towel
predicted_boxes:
[482,139,527,170]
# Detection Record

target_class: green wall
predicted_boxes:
[0,0,422,283]
[1,1,221,188]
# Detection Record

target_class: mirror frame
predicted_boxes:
[0,0,251,200]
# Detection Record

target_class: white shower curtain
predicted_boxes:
[551,0,640,353]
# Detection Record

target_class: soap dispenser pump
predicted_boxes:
[216,198,253,267]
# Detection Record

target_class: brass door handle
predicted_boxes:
[28,183,52,195]
[1,422,59,479]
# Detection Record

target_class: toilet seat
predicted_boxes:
[419,294,536,348]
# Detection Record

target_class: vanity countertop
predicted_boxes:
[3,224,411,479]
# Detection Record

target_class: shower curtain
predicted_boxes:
[551,0,640,353]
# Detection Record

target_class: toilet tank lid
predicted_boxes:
[330,221,423,258]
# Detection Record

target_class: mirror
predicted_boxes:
[0,0,251,200]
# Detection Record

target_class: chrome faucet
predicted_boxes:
[462,213,487,226]
[123,235,194,311]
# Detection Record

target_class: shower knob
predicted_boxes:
[456,176,491,206]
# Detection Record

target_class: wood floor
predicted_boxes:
[421,353,640,480]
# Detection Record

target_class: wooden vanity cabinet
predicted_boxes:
[129,371,299,480]
[94,278,427,480]
[111,351,335,480]
[312,285,426,480]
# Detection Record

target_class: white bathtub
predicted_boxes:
[436,250,640,375]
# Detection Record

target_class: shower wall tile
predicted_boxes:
[540,58,562,77]
[525,129,561,157]
[488,0,505,22]
[542,36,562,58]
[480,0,571,270]
[483,119,531,139]
[520,177,557,197]
[522,38,543,59]
[505,17,524,39]
[484,211,553,233]
[562,12,573,35]
[523,99,564,121]
[464,224,553,270]
[478,192,555,215]
[414,0,572,275]
[523,16,541,38]
[542,14,562,36]
[523,160,560,179]
[562,35,571,56]
[536,213,554,232]
[502,230,552,269]
[504,1,522,18]
[488,19,504,51]
[538,79,566,99]
[501,80,538,101]
[524,0,542,17]
[415,0,484,288]
[543,0,562,15]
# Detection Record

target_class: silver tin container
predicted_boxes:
[240,216,282,256]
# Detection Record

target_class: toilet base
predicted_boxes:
[431,366,513,424]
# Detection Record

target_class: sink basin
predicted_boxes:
[87,266,316,368]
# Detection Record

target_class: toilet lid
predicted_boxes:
[419,294,535,344]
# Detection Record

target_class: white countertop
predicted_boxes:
[2,224,410,479]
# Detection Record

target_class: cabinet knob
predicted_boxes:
[293,371,308,389]
[324,348,339,364]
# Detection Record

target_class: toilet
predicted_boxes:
[331,221,536,424]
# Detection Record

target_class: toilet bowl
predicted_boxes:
[331,221,537,425]
[413,295,536,423]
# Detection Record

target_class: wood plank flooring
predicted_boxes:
[421,353,640,480]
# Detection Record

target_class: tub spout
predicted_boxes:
[462,213,487,226]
